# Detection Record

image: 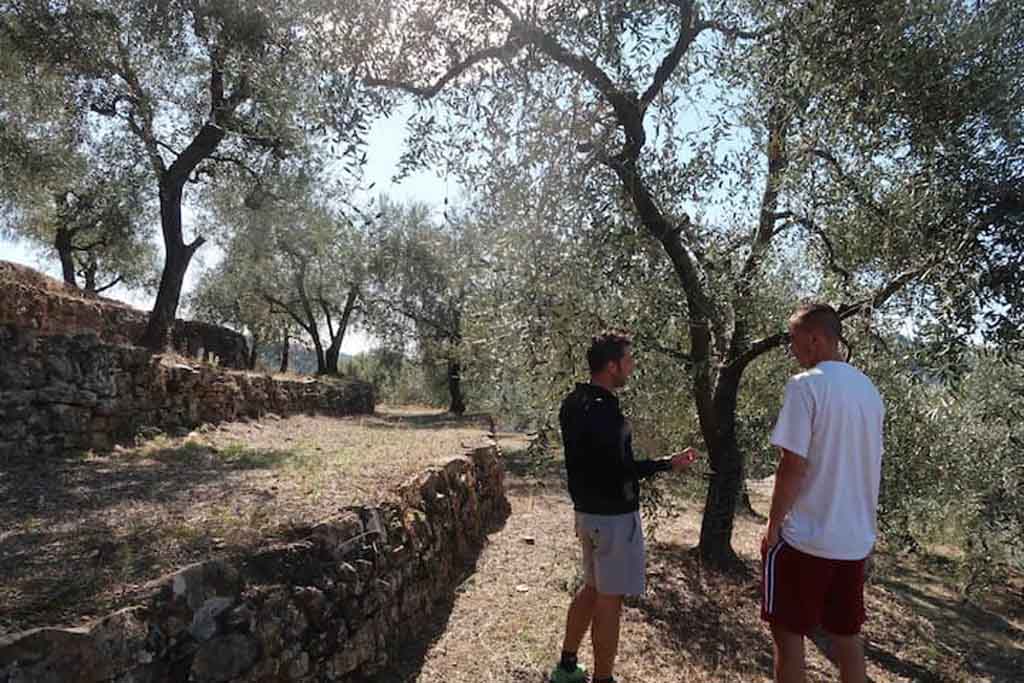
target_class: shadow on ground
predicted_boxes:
[871,555,1024,682]
[364,410,493,431]
[0,443,303,633]
[501,445,566,488]
[1,442,299,525]
[637,541,1023,683]
[356,548,507,682]
[637,541,775,679]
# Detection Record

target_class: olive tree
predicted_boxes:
[357,0,1024,567]
[1,0,380,348]
[363,199,490,415]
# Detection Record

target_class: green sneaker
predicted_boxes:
[549,663,588,683]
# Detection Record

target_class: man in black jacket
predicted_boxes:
[550,332,700,683]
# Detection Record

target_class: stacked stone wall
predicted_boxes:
[0,445,510,682]
[0,260,249,368]
[0,326,373,458]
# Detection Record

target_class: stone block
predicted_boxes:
[189,633,259,682]
[189,597,235,643]
[159,560,242,614]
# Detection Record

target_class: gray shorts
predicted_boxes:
[575,510,645,596]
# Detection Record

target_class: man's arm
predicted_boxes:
[634,447,701,478]
[634,456,672,478]
[764,448,809,547]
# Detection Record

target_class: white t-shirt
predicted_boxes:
[770,361,884,560]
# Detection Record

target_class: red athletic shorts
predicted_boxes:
[761,538,866,636]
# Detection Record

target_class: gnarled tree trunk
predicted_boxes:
[248,334,260,370]
[695,366,745,568]
[280,328,290,373]
[54,227,77,288]
[447,357,466,415]
[324,287,359,375]
[140,181,202,350]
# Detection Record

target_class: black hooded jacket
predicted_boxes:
[558,382,672,514]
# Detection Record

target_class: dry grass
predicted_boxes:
[0,407,493,636]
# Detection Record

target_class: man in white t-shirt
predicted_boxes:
[761,303,884,683]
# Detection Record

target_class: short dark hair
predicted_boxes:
[587,331,632,374]
[789,302,843,341]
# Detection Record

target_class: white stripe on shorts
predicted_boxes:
[764,540,784,615]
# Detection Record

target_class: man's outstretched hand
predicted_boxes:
[670,447,701,472]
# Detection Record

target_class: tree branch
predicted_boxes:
[739,106,789,281]
[206,154,261,177]
[365,41,521,98]
[813,148,892,225]
[634,331,693,367]
[725,106,790,370]
[94,276,122,294]
[73,236,110,253]
[597,153,714,321]
[165,122,226,186]
[259,291,314,335]
[696,19,775,41]
[508,16,646,155]
[837,261,937,319]
[732,260,938,372]
[640,1,701,110]
[319,297,336,340]
[166,44,256,186]
[114,36,164,175]
[375,295,454,338]
[794,215,853,285]
[152,139,180,157]
[89,93,160,174]
[224,73,252,113]
[733,331,788,371]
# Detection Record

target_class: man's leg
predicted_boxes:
[831,634,866,683]
[822,556,867,683]
[551,514,598,682]
[591,591,624,680]
[561,583,597,654]
[771,624,806,683]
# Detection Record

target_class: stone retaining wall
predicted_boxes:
[0,260,249,368]
[0,445,511,682]
[0,325,374,458]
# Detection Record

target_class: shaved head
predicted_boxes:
[789,303,843,341]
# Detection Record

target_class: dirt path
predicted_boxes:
[378,449,1024,683]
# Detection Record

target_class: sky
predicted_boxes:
[0,106,446,354]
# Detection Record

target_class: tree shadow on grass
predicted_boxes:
[632,542,1003,683]
[635,541,774,679]
[803,627,945,683]
[868,555,1024,682]
[148,442,298,470]
[501,446,565,484]
[365,410,493,431]
[0,442,303,634]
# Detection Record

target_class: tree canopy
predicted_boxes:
[0,0,380,346]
